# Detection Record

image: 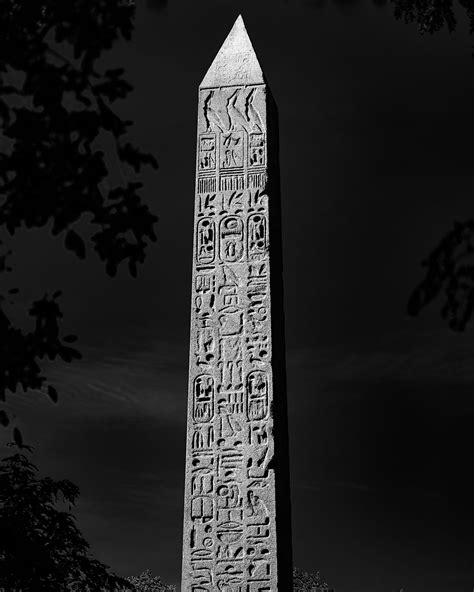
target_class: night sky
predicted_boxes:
[3,0,474,590]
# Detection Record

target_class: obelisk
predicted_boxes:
[181,15,292,591]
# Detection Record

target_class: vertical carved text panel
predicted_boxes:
[183,82,278,592]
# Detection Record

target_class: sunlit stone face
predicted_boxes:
[181,15,292,592]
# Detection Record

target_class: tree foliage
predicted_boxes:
[293,566,334,591]
[390,0,474,330]
[407,220,474,331]
[392,0,474,36]
[0,441,135,591]
[125,569,175,591]
[0,1,158,432]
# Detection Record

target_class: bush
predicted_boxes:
[0,442,133,592]
[125,569,175,592]
[293,566,334,591]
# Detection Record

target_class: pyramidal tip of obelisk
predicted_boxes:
[200,14,264,88]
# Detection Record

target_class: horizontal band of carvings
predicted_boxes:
[196,213,268,266]
[192,370,271,424]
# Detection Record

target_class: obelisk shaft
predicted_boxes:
[181,16,292,591]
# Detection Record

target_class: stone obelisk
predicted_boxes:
[181,15,292,591]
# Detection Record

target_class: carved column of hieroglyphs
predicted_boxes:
[182,15,291,592]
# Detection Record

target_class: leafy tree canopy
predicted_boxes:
[390,0,474,330]
[125,569,175,592]
[0,0,158,434]
[392,0,474,36]
[0,441,135,591]
[407,220,474,331]
[293,566,334,591]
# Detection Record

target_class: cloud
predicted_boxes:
[287,326,474,388]
[3,335,188,426]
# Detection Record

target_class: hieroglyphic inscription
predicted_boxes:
[221,132,244,169]
[199,135,217,171]
[248,214,267,260]
[196,218,216,265]
[220,217,245,263]
[197,88,267,195]
[193,375,215,423]
[249,134,265,167]
[183,37,279,589]
[247,371,269,421]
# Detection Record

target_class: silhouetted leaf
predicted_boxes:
[47,385,58,403]
[118,142,159,172]
[63,334,78,343]
[58,345,82,363]
[0,409,9,426]
[93,68,133,103]
[64,229,86,259]
[13,427,23,448]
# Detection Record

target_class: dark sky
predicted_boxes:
[3,0,474,590]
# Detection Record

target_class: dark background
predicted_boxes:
[3,0,474,590]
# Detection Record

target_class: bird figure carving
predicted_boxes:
[245,88,263,133]
[203,90,225,133]
[226,89,248,131]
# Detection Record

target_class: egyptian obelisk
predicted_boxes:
[181,15,292,591]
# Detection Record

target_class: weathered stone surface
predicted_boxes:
[181,15,292,591]
[200,16,264,89]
